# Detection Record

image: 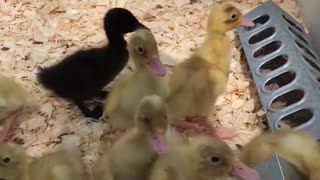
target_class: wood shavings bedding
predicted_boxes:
[0,0,302,177]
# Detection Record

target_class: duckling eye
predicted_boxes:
[2,157,10,163]
[137,47,144,55]
[209,155,222,166]
[231,14,237,20]
[143,117,152,128]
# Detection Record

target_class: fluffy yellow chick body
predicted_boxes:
[0,74,37,142]
[167,3,254,121]
[105,29,168,130]
[0,74,35,121]
[239,129,320,180]
[96,95,168,180]
[149,134,259,180]
[0,143,28,180]
[28,142,85,180]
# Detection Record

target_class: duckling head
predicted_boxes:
[0,143,27,179]
[104,8,149,38]
[128,29,167,77]
[191,136,260,180]
[134,95,168,155]
[207,3,254,34]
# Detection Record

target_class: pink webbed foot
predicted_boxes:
[212,126,238,140]
[171,116,238,140]
[0,110,22,142]
[171,116,214,136]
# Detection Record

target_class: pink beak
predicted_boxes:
[152,134,168,155]
[148,57,167,77]
[240,17,255,27]
[231,162,261,180]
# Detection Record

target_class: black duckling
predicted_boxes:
[37,8,149,120]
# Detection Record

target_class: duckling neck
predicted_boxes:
[106,31,126,46]
[196,32,232,73]
[181,148,198,179]
[132,60,147,71]
[207,31,227,39]
[132,127,154,147]
[133,127,152,139]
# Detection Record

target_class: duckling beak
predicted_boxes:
[239,17,255,27]
[230,162,260,180]
[152,131,168,155]
[148,57,167,77]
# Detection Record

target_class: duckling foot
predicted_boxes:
[211,126,238,140]
[171,116,238,140]
[171,116,212,136]
[89,105,104,120]
[75,101,104,120]
[0,110,21,142]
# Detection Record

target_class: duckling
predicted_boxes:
[105,29,167,130]
[95,95,168,180]
[0,143,28,180]
[149,135,260,180]
[239,129,320,180]
[37,8,149,120]
[28,140,85,180]
[166,3,254,136]
[0,74,37,142]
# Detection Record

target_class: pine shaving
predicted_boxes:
[0,0,302,177]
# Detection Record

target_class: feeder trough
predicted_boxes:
[237,0,320,179]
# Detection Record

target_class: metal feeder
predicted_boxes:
[237,0,320,179]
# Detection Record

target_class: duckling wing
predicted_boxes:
[105,75,129,114]
[0,74,33,120]
[167,62,190,98]
[208,69,228,96]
